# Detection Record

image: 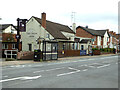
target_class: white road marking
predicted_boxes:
[45,67,65,71]
[16,65,21,67]
[97,64,110,68]
[33,70,45,73]
[72,61,78,62]
[0,75,42,83]
[2,56,117,71]
[88,63,100,68]
[79,64,87,67]
[88,66,95,68]
[33,67,65,73]
[100,58,106,60]
[28,65,31,66]
[57,70,80,77]
[68,67,80,71]
[3,76,8,78]
[10,66,15,67]
[34,65,43,67]
[20,75,41,80]
[82,69,88,71]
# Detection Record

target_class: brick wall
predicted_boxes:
[76,28,97,46]
[2,33,17,42]
[76,28,93,38]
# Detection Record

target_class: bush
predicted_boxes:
[5,58,16,61]
[100,48,114,52]
[92,48,99,51]
[100,48,104,52]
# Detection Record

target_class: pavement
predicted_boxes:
[0,54,117,66]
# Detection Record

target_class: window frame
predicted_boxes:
[2,43,8,49]
[12,44,17,49]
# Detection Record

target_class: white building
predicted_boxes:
[21,13,75,52]
[2,24,17,34]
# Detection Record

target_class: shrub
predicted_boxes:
[100,48,114,52]
[100,48,104,52]
[92,48,99,51]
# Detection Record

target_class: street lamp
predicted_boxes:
[36,37,45,50]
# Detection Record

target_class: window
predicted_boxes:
[94,36,96,41]
[46,34,50,38]
[107,37,109,42]
[72,43,74,50]
[99,37,101,41]
[62,44,65,50]
[2,44,8,49]
[28,44,32,51]
[81,45,84,50]
[12,44,17,49]
[75,43,78,50]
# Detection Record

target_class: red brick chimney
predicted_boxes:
[41,12,46,29]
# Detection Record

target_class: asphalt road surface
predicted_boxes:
[1,55,119,88]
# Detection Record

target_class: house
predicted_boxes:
[76,26,110,49]
[116,34,120,51]
[108,31,118,50]
[21,12,76,60]
[2,33,22,58]
[1,24,22,58]
[79,39,92,55]
[1,24,17,34]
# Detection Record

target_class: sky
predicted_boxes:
[0,0,119,33]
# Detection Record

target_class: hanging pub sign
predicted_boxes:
[18,19,27,32]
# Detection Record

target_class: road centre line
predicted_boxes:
[68,67,80,71]
[82,69,88,71]
[33,67,65,73]
[97,64,110,68]
[33,70,45,73]
[57,70,80,77]
[45,67,65,71]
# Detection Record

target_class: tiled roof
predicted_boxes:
[33,16,75,40]
[77,26,107,36]
[1,24,11,30]
[1,24,17,30]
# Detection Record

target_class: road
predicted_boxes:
[1,55,119,88]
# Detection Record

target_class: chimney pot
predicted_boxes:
[41,12,46,29]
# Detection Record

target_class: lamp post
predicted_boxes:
[36,37,45,50]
